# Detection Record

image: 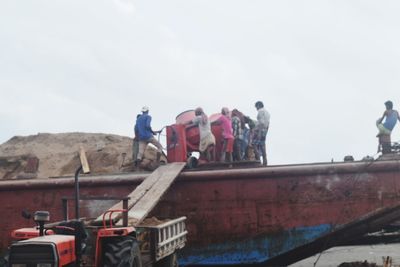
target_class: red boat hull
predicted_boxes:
[1,159,400,265]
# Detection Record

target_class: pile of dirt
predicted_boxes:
[0,132,136,179]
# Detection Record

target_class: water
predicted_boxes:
[290,244,400,267]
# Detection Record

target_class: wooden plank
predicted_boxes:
[94,162,185,225]
[127,162,185,225]
[79,147,90,174]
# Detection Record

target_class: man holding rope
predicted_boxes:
[135,106,163,165]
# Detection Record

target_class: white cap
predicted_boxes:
[141,106,149,112]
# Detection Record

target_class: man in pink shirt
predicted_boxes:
[218,107,234,163]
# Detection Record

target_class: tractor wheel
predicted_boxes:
[155,253,178,267]
[103,236,142,267]
[0,250,9,267]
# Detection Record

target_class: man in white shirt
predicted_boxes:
[253,101,270,166]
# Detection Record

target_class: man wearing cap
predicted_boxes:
[135,106,163,165]
[132,114,141,165]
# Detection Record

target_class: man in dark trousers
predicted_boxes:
[132,114,141,166]
[253,101,270,166]
[135,106,163,165]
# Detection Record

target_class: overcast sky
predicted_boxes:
[1,1,399,165]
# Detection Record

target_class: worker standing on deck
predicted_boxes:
[133,114,141,166]
[218,107,234,163]
[376,100,400,136]
[231,109,245,161]
[189,107,216,161]
[136,106,163,165]
[243,115,255,160]
[376,100,400,154]
[253,101,270,166]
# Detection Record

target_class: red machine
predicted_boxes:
[8,209,181,267]
[166,110,224,164]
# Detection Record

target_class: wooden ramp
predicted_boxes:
[94,162,185,226]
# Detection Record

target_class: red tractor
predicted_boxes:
[6,152,187,267]
[8,209,186,267]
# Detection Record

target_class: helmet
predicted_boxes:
[141,106,149,112]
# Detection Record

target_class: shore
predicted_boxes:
[290,244,400,267]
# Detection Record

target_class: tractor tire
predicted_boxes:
[155,253,178,267]
[103,236,142,267]
[0,250,9,267]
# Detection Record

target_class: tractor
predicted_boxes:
[6,149,187,267]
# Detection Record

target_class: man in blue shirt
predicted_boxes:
[376,100,400,153]
[132,114,141,165]
[376,100,400,136]
[136,106,163,164]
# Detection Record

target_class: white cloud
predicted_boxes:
[113,0,136,15]
[1,1,400,164]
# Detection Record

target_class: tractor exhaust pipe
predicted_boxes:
[74,165,83,219]
[74,148,90,266]
[74,147,91,219]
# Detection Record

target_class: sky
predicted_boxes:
[1,0,400,165]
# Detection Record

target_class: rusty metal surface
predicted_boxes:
[1,158,400,265]
[265,203,400,266]
[0,172,147,190]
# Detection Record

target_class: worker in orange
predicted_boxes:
[135,106,163,165]
[218,107,234,163]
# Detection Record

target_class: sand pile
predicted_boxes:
[0,132,135,179]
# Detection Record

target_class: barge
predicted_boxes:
[1,157,400,266]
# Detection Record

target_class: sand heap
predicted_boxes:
[0,132,137,179]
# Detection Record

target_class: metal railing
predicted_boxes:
[61,196,130,227]
[151,216,187,261]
